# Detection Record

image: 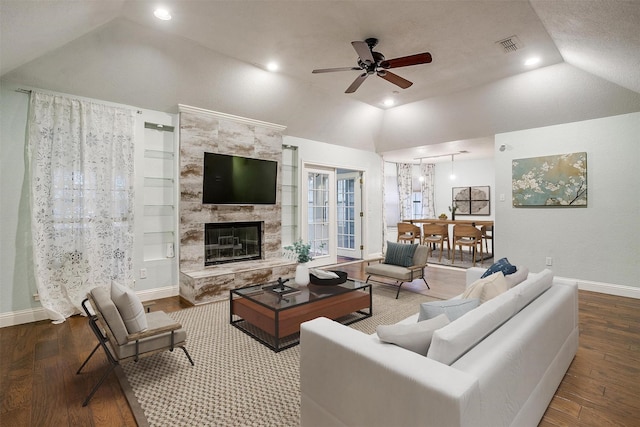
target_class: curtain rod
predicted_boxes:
[14,88,143,114]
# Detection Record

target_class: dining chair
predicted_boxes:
[452,224,483,266]
[397,222,421,244]
[421,223,450,262]
[481,225,493,254]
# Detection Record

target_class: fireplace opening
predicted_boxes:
[204,222,262,266]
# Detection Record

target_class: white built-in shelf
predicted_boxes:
[143,121,177,263]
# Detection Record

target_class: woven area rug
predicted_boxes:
[120,285,438,426]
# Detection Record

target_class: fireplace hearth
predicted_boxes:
[204,222,262,266]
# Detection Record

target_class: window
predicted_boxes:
[412,192,423,219]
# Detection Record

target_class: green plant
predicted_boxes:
[448,205,458,213]
[284,239,313,263]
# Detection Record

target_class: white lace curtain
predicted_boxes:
[28,91,136,323]
[396,162,436,222]
[396,163,413,221]
[420,163,436,219]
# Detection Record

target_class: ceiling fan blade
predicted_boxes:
[312,67,361,74]
[378,71,413,89]
[345,73,368,93]
[351,41,375,65]
[380,52,432,69]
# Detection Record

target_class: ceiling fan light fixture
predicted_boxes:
[153,8,172,21]
[266,61,279,72]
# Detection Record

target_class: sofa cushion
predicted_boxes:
[411,245,429,267]
[385,242,418,267]
[111,281,148,334]
[366,263,420,281]
[513,269,554,313]
[417,298,480,322]
[427,288,519,365]
[112,311,187,360]
[462,272,509,303]
[376,313,450,355]
[481,257,517,278]
[90,286,129,345]
[505,266,529,288]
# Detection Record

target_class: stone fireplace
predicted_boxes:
[178,105,296,305]
[204,221,262,266]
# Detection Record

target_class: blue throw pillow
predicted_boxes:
[385,242,418,267]
[481,257,517,278]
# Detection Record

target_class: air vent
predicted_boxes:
[496,36,523,53]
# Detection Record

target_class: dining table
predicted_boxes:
[407,218,494,256]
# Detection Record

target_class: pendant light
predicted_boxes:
[450,154,456,180]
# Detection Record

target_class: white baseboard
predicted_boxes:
[566,277,640,299]
[135,285,179,302]
[0,285,180,328]
[0,306,50,328]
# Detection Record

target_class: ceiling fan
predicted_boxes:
[312,38,432,93]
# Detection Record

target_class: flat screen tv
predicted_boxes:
[202,152,278,205]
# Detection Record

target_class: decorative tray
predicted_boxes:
[309,270,348,286]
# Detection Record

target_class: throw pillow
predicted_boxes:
[376,313,450,355]
[462,271,509,303]
[384,241,418,267]
[417,298,480,322]
[481,257,517,278]
[505,266,529,288]
[111,281,148,334]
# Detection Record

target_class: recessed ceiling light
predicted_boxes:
[383,98,395,107]
[266,62,279,72]
[524,56,541,66]
[154,8,172,21]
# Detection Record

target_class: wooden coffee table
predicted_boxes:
[230,279,372,352]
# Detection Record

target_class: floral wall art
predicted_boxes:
[452,186,491,215]
[512,152,587,207]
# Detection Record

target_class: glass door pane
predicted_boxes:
[307,172,329,258]
[337,177,355,250]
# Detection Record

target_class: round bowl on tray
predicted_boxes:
[308,270,348,286]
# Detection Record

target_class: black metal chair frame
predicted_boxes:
[77,298,194,406]
[365,264,430,299]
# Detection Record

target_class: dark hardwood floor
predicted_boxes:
[1,263,638,426]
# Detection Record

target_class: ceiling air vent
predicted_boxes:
[496,36,523,53]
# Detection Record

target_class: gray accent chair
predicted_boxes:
[77,287,194,406]
[365,245,430,298]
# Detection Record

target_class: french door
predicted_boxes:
[337,171,363,259]
[302,166,336,266]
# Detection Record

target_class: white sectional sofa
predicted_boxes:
[299,267,579,427]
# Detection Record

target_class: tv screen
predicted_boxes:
[202,152,278,205]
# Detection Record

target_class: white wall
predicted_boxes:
[495,112,640,289]
[434,158,496,221]
[283,135,384,258]
[0,85,36,318]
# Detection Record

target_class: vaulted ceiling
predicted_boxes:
[2,0,639,161]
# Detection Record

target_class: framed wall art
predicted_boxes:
[452,186,491,215]
[512,152,587,207]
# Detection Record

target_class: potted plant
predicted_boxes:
[285,239,314,285]
[439,213,448,220]
[449,204,458,221]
